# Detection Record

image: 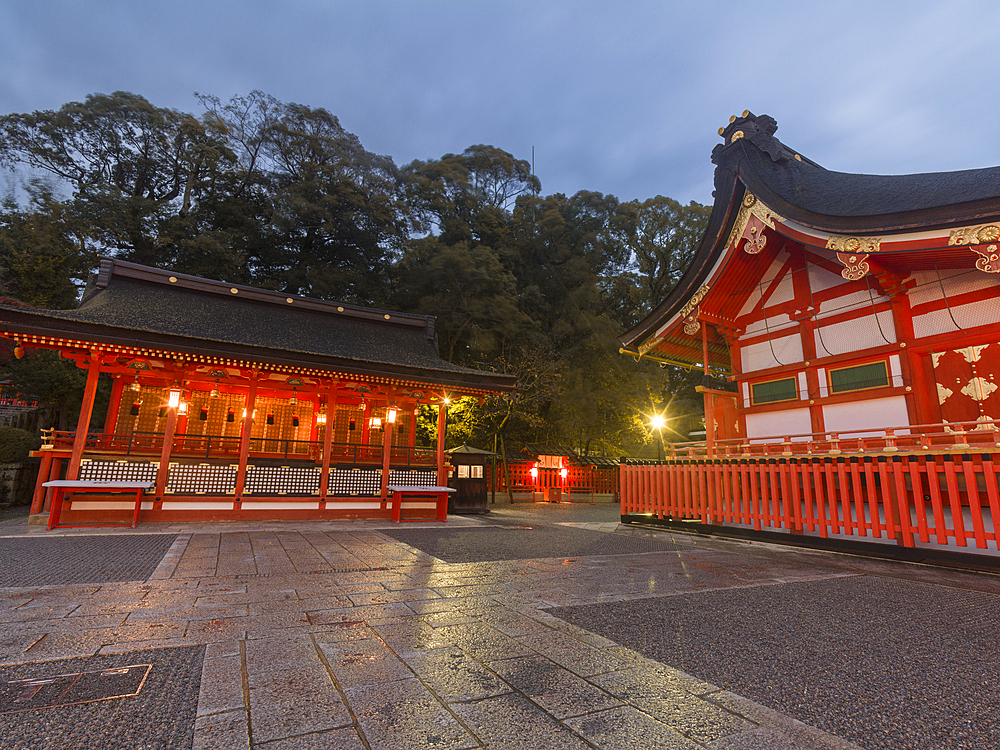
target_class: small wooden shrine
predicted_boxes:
[618,112,1000,557]
[0,259,516,524]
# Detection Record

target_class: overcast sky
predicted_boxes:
[2,0,999,206]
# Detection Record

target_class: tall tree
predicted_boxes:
[0,92,232,267]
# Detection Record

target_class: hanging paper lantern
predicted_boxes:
[130,402,140,416]
[199,407,209,421]
[349,418,356,431]
[226,409,235,423]
[158,407,167,418]
[292,415,299,427]
[266,413,274,425]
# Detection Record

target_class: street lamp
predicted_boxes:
[649,412,665,461]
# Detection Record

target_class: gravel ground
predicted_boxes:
[549,575,1000,750]
[0,534,178,586]
[380,523,686,563]
[0,646,204,750]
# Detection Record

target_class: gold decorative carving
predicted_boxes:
[683,314,701,336]
[678,284,711,320]
[730,130,744,143]
[835,251,871,281]
[825,236,882,254]
[725,192,785,253]
[948,224,1000,246]
[972,244,1000,273]
[637,336,663,356]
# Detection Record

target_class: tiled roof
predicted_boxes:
[0,259,517,393]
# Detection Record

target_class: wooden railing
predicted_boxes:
[622,421,1000,553]
[40,430,437,467]
[663,420,1000,459]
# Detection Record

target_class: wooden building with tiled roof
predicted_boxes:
[0,259,516,525]
[619,112,1000,558]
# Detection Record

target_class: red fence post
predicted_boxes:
[959,454,988,549]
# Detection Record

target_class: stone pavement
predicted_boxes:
[0,502,996,749]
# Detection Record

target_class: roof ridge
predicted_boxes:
[93,258,434,332]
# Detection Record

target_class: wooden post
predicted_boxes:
[436,401,447,486]
[319,382,337,501]
[409,405,417,447]
[67,351,103,481]
[702,321,715,458]
[103,375,124,436]
[234,371,259,500]
[380,414,394,502]
[30,451,53,514]
[154,397,179,500]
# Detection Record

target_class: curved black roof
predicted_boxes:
[622,112,1000,351]
[720,112,1000,234]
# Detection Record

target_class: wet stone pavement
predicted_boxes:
[0,503,995,749]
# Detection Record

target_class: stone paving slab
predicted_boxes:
[380,524,688,563]
[0,503,972,748]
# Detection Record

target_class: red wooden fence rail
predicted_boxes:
[620,452,1000,551]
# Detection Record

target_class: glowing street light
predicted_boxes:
[648,412,666,461]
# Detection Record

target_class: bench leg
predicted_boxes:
[436,493,448,522]
[47,489,64,530]
[132,489,143,528]
[391,491,402,523]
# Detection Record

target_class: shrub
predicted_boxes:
[0,427,41,463]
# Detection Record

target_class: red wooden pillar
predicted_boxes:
[436,401,447,486]
[361,402,371,446]
[154,397,179,501]
[234,371,259,502]
[409,405,417,447]
[103,375,124,436]
[319,382,337,502]
[701,322,715,457]
[67,350,103,481]
[379,413,395,503]
[30,451,53,514]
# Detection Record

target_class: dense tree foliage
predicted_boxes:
[0,91,710,455]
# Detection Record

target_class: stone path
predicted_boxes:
[0,502,993,748]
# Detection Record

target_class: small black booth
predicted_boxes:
[446,444,495,514]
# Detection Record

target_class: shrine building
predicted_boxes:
[618,112,1000,558]
[0,259,516,525]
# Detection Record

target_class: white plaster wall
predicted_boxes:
[814,311,896,356]
[745,408,812,441]
[913,302,1000,338]
[822,395,911,436]
[741,334,804,372]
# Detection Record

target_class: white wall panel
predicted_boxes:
[745,408,813,441]
[741,334,804,372]
[822,396,911,436]
[814,312,896,356]
[913,301,1000,338]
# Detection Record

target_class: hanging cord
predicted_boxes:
[934,259,965,331]
[756,250,786,366]
[863,272,895,345]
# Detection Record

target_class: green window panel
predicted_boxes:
[829,361,889,393]
[751,377,797,405]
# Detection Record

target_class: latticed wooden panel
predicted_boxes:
[333,405,364,445]
[166,463,238,494]
[245,465,321,495]
[78,460,157,483]
[114,386,169,435]
[387,469,437,486]
[327,468,382,496]
[184,392,244,440]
